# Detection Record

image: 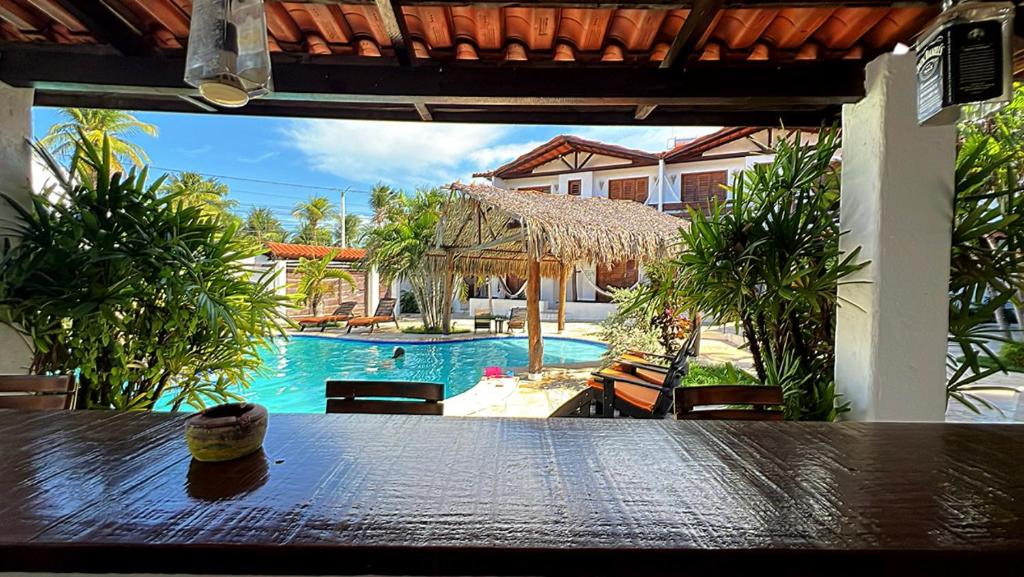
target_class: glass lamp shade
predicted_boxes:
[184,0,273,108]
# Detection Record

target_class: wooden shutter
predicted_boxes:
[568,180,581,196]
[634,177,649,203]
[608,179,622,199]
[681,171,727,215]
[608,177,649,203]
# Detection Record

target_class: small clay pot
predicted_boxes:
[184,403,268,463]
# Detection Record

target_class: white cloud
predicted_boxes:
[467,140,546,172]
[238,151,280,164]
[282,119,514,187]
[282,119,724,189]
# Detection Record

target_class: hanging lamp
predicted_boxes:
[185,0,273,108]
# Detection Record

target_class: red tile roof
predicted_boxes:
[1,3,937,66]
[660,126,763,162]
[474,134,659,179]
[478,126,778,179]
[265,242,366,262]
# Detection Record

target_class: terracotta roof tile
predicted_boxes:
[474,134,659,179]
[265,242,366,262]
[11,3,938,65]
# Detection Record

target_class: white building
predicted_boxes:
[468,127,816,320]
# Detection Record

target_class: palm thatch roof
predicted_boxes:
[430,182,684,277]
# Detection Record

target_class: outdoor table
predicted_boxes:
[492,315,506,333]
[0,410,1022,577]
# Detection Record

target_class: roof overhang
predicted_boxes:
[0,0,1004,126]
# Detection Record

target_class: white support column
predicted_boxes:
[836,53,955,422]
[657,159,665,211]
[0,82,33,374]
[391,278,402,314]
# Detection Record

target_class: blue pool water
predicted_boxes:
[186,336,605,413]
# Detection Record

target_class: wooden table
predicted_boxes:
[1,410,1023,576]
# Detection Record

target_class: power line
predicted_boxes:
[153,165,378,196]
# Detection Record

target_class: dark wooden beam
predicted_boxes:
[635,0,722,120]
[0,48,865,107]
[373,0,415,66]
[33,90,839,126]
[413,101,433,120]
[46,0,151,55]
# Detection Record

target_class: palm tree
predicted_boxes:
[162,172,237,219]
[292,195,336,245]
[364,188,448,331]
[243,207,286,243]
[292,251,356,316]
[41,108,158,173]
[336,213,363,248]
[369,183,401,225]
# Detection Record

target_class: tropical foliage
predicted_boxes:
[242,207,287,243]
[41,108,157,173]
[364,188,449,331]
[161,171,238,220]
[369,182,402,225]
[946,91,1024,411]
[292,195,336,244]
[0,136,290,411]
[626,129,864,421]
[336,212,364,248]
[291,251,356,316]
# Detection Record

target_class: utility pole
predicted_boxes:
[339,188,347,248]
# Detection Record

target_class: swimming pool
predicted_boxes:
[187,335,606,413]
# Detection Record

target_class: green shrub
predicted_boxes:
[1001,341,1024,368]
[597,287,663,365]
[0,136,290,411]
[400,290,420,314]
[680,363,756,386]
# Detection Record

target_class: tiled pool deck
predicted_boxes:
[294,316,1024,422]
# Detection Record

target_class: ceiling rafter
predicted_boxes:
[47,0,151,55]
[635,0,723,120]
[373,0,415,66]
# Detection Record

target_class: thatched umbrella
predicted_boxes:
[431,182,683,376]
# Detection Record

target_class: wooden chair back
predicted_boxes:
[373,298,396,318]
[508,307,527,329]
[326,380,444,415]
[332,301,357,316]
[674,385,784,420]
[0,375,77,411]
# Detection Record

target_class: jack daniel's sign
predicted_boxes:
[916,2,1013,126]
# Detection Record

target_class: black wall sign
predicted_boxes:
[917,18,1007,125]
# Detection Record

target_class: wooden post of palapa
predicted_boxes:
[557,263,569,333]
[442,251,454,334]
[526,245,543,376]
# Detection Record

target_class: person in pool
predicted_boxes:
[373,346,406,371]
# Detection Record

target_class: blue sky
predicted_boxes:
[32,107,717,232]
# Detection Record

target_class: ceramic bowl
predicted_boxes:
[184,402,268,463]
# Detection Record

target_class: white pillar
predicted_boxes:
[835,53,955,422]
[657,159,665,211]
[0,82,33,374]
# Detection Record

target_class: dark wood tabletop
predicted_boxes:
[1,410,1023,577]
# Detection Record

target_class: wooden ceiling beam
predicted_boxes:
[47,0,151,55]
[635,0,722,120]
[0,49,865,106]
[373,0,415,66]
[414,102,433,120]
